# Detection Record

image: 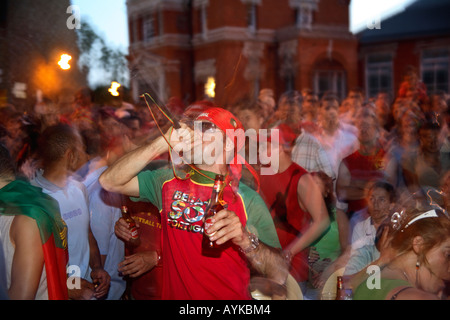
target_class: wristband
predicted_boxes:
[239,232,260,254]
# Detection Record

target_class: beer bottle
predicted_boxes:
[335,276,353,300]
[121,205,140,246]
[202,174,226,257]
[335,276,344,300]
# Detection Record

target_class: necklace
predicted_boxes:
[402,271,410,282]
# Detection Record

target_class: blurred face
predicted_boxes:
[367,187,391,222]
[405,73,418,86]
[6,117,23,139]
[419,128,440,153]
[375,100,390,124]
[74,92,91,107]
[376,92,389,104]
[69,134,86,172]
[291,104,302,125]
[357,116,378,145]
[260,101,275,118]
[126,119,141,141]
[303,94,318,114]
[42,114,60,128]
[320,100,339,129]
[277,102,291,120]
[348,91,363,103]
[192,121,226,165]
[418,238,450,294]
[400,115,418,137]
[99,116,123,140]
[392,100,407,121]
[405,88,417,101]
[237,109,263,131]
[431,96,447,114]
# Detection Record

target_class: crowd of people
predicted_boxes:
[0,66,449,300]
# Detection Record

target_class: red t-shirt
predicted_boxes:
[135,169,280,300]
[126,200,163,300]
[260,163,311,282]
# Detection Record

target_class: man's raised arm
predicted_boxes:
[99,134,169,197]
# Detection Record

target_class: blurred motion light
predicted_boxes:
[58,54,72,70]
[205,77,216,98]
[109,81,121,96]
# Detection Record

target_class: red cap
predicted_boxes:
[196,107,260,191]
[196,107,245,150]
[275,123,297,146]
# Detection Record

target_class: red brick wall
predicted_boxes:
[316,0,350,25]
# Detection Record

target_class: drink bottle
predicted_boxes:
[121,205,140,246]
[202,175,225,257]
[336,276,353,300]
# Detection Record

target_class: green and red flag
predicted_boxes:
[0,179,69,300]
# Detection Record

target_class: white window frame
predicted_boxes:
[313,70,346,100]
[143,14,155,43]
[365,52,394,99]
[421,47,450,94]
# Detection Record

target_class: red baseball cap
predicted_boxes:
[195,107,259,191]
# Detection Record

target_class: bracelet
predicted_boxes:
[283,250,293,265]
[239,232,260,254]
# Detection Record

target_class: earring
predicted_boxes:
[415,260,420,288]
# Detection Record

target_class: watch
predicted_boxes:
[239,232,260,254]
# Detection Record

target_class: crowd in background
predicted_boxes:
[0,64,449,300]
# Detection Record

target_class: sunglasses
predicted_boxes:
[182,120,219,134]
[200,122,218,133]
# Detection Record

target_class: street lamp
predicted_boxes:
[109,81,121,96]
[205,77,216,98]
[58,54,72,70]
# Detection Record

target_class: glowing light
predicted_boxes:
[109,81,121,96]
[205,77,216,98]
[58,54,72,70]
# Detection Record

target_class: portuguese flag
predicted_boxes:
[0,179,69,300]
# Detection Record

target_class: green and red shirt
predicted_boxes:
[0,179,68,300]
[133,168,280,300]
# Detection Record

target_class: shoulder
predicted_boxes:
[237,182,265,210]
[291,162,308,175]
[296,130,320,145]
[344,150,359,162]
[138,168,176,183]
[10,215,41,246]
[11,214,37,230]
[136,168,178,193]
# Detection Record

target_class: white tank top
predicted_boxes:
[0,215,48,300]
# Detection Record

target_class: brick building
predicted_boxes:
[357,0,450,100]
[126,0,358,107]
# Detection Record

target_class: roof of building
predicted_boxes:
[357,0,450,44]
